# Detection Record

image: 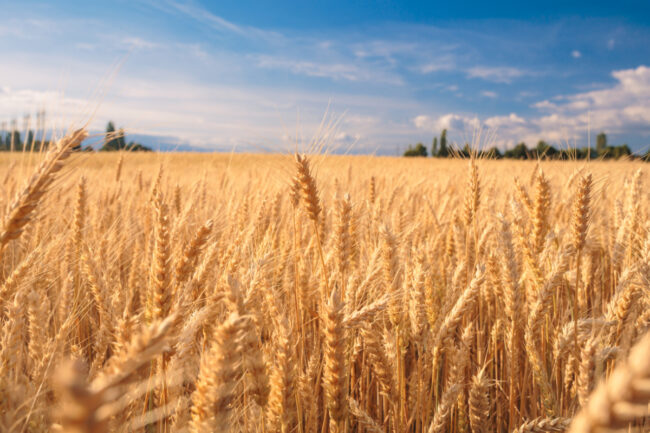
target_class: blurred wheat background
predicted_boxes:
[0,129,649,433]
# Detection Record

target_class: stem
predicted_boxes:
[574,250,582,360]
[312,219,330,300]
[292,209,305,366]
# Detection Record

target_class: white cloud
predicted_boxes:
[484,113,525,128]
[414,65,650,150]
[419,61,455,74]
[572,50,582,58]
[413,113,480,132]
[608,39,615,50]
[466,66,527,83]
[535,65,650,129]
[481,90,498,98]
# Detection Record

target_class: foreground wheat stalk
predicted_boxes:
[0,147,647,433]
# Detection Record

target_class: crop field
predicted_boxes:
[0,130,649,433]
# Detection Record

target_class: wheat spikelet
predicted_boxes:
[463,157,480,227]
[175,219,213,284]
[514,417,572,433]
[335,193,352,276]
[55,316,174,433]
[531,170,551,255]
[469,367,490,433]
[572,174,592,253]
[189,313,246,433]
[433,265,485,366]
[349,398,383,433]
[266,315,297,433]
[428,384,462,433]
[360,327,398,403]
[72,175,87,248]
[323,287,347,433]
[240,316,269,407]
[569,331,650,432]
[578,337,597,407]
[524,250,570,415]
[368,175,376,204]
[294,153,321,223]
[0,128,87,248]
[150,192,172,321]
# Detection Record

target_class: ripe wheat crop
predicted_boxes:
[0,128,649,433]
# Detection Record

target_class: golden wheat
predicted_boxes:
[0,144,648,433]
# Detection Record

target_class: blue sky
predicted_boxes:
[0,1,649,153]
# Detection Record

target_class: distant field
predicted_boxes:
[0,138,649,433]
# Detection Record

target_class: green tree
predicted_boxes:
[504,142,529,159]
[431,137,438,157]
[7,131,22,151]
[612,144,631,159]
[102,122,119,151]
[485,146,502,159]
[535,140,558,158]
[26,130,34,150]
[101,121,151,152]
[117,128,127,150]
[596,132,607,154]
[404,142,428,157]
[438,129,448,157]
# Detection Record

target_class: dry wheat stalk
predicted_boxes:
[569,331,650,433]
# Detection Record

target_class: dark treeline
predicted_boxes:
[0,129,53,152]
[0,120,151,152]
[404,129,646,160]
[101,121,151,152]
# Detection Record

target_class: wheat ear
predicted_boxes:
[569,331,650,433]
[0,128,87,248]
[189,313,246,433]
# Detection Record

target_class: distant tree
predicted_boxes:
[127,142,153,152]
[6,131,22,151]
[101,121,151,152]
[485,146,502,159]
[26,130,35,150]
[596,132,607,154]
[504,142,529,159]
[612,144,631,159]
[404,142,428,157]
[535,140,558,158]
[431,137,438,157]
[102,122,119,151]
[117,128,127,150]
[438,129,448,157]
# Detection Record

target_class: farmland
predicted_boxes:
[0,132,648,432]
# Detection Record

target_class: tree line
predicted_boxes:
[404,130,645,160]
[0,121,151,152]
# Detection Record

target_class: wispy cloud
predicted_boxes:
[466,66,529,83]
[148,0,284,42]
[480,90,498,98]
[121,37,159,50]
[2,2,649,153]
[255,55,403,85]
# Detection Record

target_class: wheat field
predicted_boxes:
[0,129,649,433]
